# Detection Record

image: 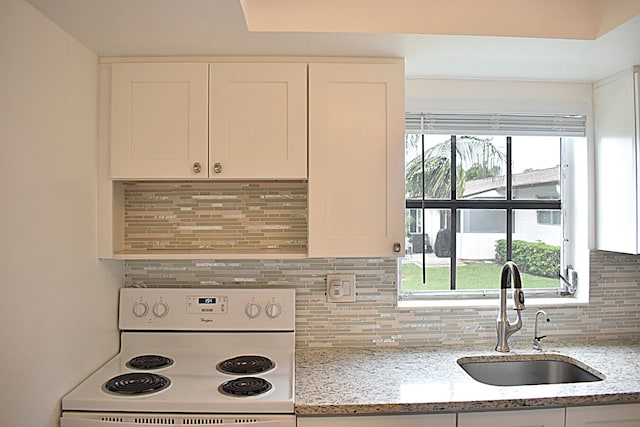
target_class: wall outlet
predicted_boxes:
[326,274,356,303]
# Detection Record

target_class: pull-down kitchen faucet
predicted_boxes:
[495,261,526,352]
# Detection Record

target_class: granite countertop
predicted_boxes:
[295,343,640,416]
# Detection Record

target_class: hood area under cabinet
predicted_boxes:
[114,181,308,259]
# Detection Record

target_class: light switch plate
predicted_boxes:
[326,274,356,303]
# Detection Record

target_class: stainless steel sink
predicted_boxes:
[457,354,604,386]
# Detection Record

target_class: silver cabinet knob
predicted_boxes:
[213,162,222,174]
[192,162,202,174]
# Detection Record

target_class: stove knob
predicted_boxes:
[153,302,169,318]
[132,301,149,318]
[265,302,282,319]
[245,302,261,318]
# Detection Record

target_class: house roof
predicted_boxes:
[462,165,560,197]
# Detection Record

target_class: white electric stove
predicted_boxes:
[61,288,296,427]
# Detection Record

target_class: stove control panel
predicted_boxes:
[119,288,295,331]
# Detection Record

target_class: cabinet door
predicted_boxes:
[209,63,307,179]
[297,413,455,427]
[566,403,640,427]
[457,408,564,427]
[110,63,209,179]
[308,62,405,257]
[594,67,640,254]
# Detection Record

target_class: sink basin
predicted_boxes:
[457,354,604,386]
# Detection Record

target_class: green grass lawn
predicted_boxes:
[401,261,558,291]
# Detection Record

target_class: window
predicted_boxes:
[460,210,509,234]
[401,114,586,301]
[407,208,423,234]
[537,210,562,225]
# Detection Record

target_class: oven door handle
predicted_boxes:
[61,418,295,427]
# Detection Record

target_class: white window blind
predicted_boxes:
[405,113,587,137]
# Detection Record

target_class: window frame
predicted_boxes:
[403,134,564,294]
[399,112,589,305]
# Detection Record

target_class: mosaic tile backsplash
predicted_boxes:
[123,182,307,252]
[125,251,640,348]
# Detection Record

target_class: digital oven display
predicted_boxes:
[186,295,227,314]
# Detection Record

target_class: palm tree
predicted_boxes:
[405,135,505,199]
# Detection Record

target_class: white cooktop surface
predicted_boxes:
[63,332,295,413]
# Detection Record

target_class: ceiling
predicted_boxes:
[241,0,640,40]
[23,0,640,82]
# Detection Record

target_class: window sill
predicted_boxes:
[397,295,588,309]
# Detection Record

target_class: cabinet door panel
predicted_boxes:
[297,413,455,427]
[110,63,208,179]
[308,62,405,257]
[457,408,564,427]
[209,63,307,179]
[566,403,640,427]
[594,69,640,254]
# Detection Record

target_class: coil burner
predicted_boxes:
[218,377,273,397]
[126,355,174,370]
[217,355,275,375]
[104,373,170,395]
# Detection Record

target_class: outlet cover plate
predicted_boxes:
[326,274,356,303]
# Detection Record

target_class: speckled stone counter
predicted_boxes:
[295,343,640,415]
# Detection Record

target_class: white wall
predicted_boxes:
[405,78,593,115]
[0,0,122,425]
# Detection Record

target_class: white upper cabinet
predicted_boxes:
[110,62,307,180]
[594,66,640,254]
[100,58,405,259]
[110,63,209,179]
[308,62,405,258]
[209,63,307,179]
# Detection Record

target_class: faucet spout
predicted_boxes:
[495,261,526,352]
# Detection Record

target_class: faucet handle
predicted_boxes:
[513,288,526,310]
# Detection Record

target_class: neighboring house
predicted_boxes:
[407,166,562,259]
